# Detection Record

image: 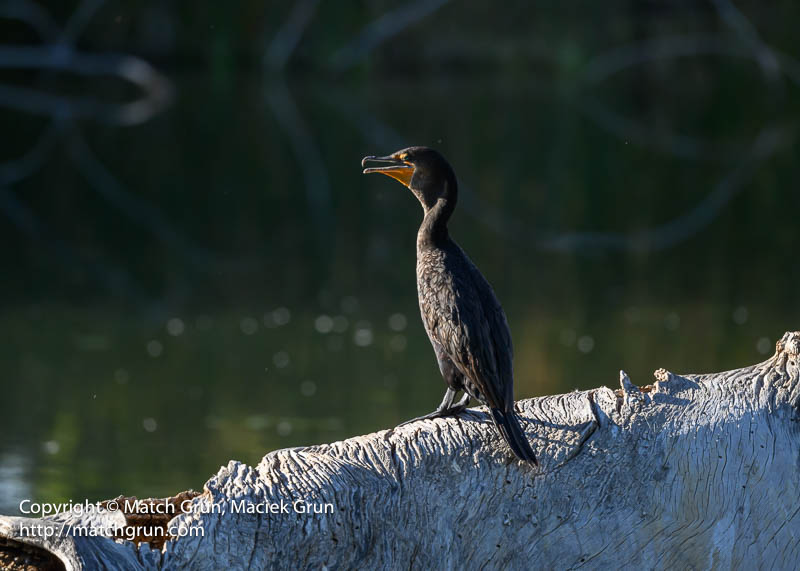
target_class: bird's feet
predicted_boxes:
[397,393,471,427]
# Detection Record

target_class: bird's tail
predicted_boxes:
[490,408,538,464]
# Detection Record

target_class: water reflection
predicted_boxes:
[1,1,799,516]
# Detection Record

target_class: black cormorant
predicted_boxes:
[362,146,537,464]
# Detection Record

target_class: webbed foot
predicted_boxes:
[398,391,471,426]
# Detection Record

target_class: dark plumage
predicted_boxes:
[362,146,537,464]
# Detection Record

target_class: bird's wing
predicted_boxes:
[476,271,515,409]
[418,245,514,411]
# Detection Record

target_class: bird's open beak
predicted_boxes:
[362,155,414,187]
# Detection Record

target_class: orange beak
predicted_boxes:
[362,155,414,187]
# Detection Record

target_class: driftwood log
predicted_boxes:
[1,331,799,570]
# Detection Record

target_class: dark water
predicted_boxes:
[2,4,799,515]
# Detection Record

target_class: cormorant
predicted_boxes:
[362,146,537,464]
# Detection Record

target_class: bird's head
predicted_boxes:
[362,146,456,210]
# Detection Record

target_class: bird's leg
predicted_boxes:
[449,391,472,415]
[399,343,473,426]
[398,387,465,426]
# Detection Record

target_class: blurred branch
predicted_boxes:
[0,123,59,187]
[710,0,800,87]
[326,88,792,254]
[580,35,749,85]
[538,125,791,253]
[68,132,219,269]
[0,45,172,125]
[578,95,725,161]
[710,0,780,81]
[576,33,800,160]
[1,1,172,125]
[0,0,263,301]
[580,32,800,89]
[59,0,104,46]
[0,120,256,298]
[0,185,144,298]
[265,0,319,71]
[265,79,333,244]
[0,0,59,41]
[0,186,44,238]
[329,0,451,71]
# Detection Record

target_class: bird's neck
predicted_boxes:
[417,197,454,250]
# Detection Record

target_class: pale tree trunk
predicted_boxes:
[1,331,799,570]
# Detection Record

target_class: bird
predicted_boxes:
[362,146,537,464]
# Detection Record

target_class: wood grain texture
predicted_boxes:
[1,331,798,570]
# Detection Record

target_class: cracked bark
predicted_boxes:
[1,331,799,570]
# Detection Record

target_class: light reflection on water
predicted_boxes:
[0,296,792,514]
[0,454,32,512]
[2,4,800,514]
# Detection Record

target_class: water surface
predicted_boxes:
[1,4,799,514]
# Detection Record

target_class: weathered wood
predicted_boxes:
[1,331,798,570]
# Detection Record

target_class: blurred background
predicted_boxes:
[1,0,798,514]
